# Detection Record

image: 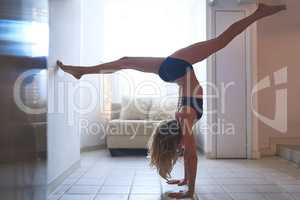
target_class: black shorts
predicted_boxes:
[158,57,193,82]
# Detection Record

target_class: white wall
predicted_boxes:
[47,0,81,184]
[79,0,207,150]
[257,0,300,155]
[79,0,107,149]
[54,0,207,151]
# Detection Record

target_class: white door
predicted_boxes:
[208,0,256,158]
[215,10,247,158]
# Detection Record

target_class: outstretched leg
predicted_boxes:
[57,57,165,79]
[170,3,286,65]
[57,60,124,79]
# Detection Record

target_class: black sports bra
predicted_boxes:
[159,57,193,82]
[178,97,203,120]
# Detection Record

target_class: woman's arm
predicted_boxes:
[183,117,198,196]
[169,109,197,199]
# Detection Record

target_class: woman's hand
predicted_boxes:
[168,190,193,199]
[166,179,187,186]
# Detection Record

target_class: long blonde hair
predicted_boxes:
[148,119,181,180]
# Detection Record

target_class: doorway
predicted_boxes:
[205,0,257,159]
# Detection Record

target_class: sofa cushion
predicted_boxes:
[107,119,160,137]
[148,98,178,120]
[119,97,152,120]
[111,103,122,120]
[106,135,151,149]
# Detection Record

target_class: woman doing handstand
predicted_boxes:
[57,4,286,199]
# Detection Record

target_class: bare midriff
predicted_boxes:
[176,69,203,99]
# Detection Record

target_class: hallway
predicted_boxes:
[48,150,300,200]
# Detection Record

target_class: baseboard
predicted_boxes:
[251,151,261,159]
[80,144,106,153]
[205,152,216,159]
[47,160,81,195]
[197,145,204,154]
[260,137,300,157]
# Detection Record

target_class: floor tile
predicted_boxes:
[94,194,128,200]
[46,150,300,200]
[134,176,160,182]
[131,185,161,194]
[129,194,161,200]
[280,185,300,193]
[244,178,273,185]
[253,185,283,193]
[263,193,295,200]
[274,179,300,185]
[133,178,160,186]
[211,172,236,178]
[66,185,100,194]
[75,178,104,186]
[215,178,248,185]
[61,178,78,185]
[52,185,72,195]
[222,185,256,193]
[196,185,225,194]
[59,194,95,200]
[196,178,217,185]
[216,178,272,185]
[162,192,198,200]
[68,172,84,179]
[198,193,233,200]
[290,193,300,200]
[98,186,130,194]
[47,194,62,200]
[233,172,262,178]
[230,192,266,200]
[104,178,133,186]
[196,172,212,178]
[81,173,106,179]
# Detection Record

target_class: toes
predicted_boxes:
[57,60,63,67]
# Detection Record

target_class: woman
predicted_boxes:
[57,4,286,199]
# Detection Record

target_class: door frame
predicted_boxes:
[205,0,259,159]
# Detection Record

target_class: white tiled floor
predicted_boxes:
[48,150,300,200]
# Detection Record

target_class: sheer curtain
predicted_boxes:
[101,0,206,102]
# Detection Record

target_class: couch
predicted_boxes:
[106,97,177,156]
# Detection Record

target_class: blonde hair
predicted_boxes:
[148,119,181,180]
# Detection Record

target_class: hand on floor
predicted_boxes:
[168,190,193,199]
[167,179,187,186]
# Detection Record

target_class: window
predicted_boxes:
[101,0,206,101]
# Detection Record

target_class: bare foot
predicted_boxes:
[57,60,83,79]
[256,3,286,18]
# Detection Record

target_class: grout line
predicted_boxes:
[56,160,98,200]
[92,168,109,200]
[126,170,137,200]
[52,150,300,200]
[159,177,164,200]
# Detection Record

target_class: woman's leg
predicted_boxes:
[57,57,165,79]
[170,3,286,64]
[57,59,126,79]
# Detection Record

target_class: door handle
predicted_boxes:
[208,0,216,6]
